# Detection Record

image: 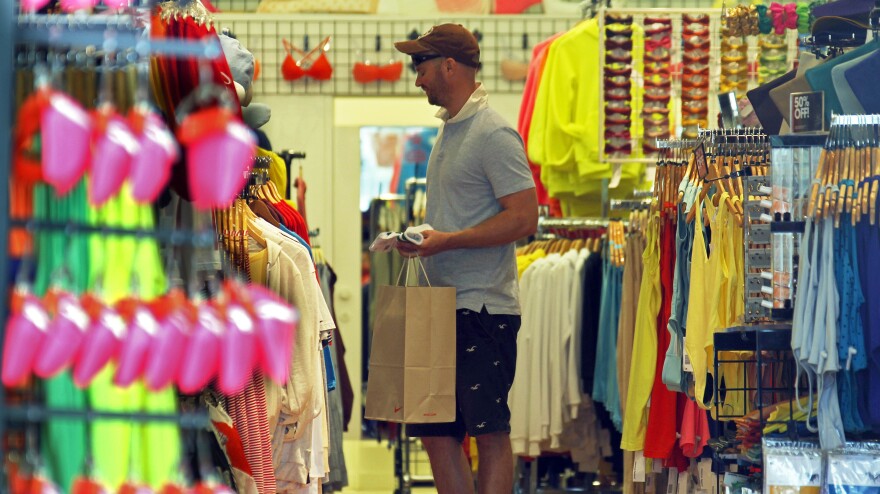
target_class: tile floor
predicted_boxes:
[342,438,438,494]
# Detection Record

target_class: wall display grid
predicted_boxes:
[214,13,578,96]
[213,0,720,14]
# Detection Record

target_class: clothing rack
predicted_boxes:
[609,198,652,211]
[1,10,219,491]
[404,177,426,226]
[278,149,306,201]
[9,219,217,247]
[831,113,880,126]
[539,217,612,230]
[2,406,210,428]
[537,217,617,240]
[240,156,271,198]
[655,138,698,149]
[699,127,768,142]
[15,14,222,59]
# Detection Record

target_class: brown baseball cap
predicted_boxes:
[394,23,481,68]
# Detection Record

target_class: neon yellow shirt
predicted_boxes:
[620,213,660,451]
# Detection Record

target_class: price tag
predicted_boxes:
[678,471,690,494]
[694,142,708,179]
[654,458,664,473]
[666,468,679,494]
[699,458,714,490]
[634,451,647,483]
[790,91,824,133]
[682,337,694,372]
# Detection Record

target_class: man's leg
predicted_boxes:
[420,436,475,494]
[475,431,514,494]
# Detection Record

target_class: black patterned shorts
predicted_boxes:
[407,305,520,442]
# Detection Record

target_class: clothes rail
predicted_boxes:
[699,127,767,140]
[3,406,210,428]
[16,14,222,59]
[831,114,880,126]
[609,198,652,211]
[10,219,217,247]
[655,138,698,149]
[538,217,611,230]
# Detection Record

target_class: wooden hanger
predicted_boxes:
[823,128,841,220]
[837,127,854,227]
[808,132,831,218]
[871,124,879,225]
[857,123,869,221]
[263,181,285,204]
[852,126,865,226]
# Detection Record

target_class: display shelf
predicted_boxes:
[770,221,806,233]
[714,324,792,352]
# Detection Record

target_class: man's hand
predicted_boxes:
[414,229,454,257]
[395,241,420,258]
[393,230,455,258]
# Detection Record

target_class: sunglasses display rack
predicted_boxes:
[597,7,724,165]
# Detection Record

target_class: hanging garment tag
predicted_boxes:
[677,470,690,494]
[699,458,714,490]
[634,451,647,483]
[682,337,694,372]
[654,458,664,473]
[646,474,655,492]
[666,468,679,494]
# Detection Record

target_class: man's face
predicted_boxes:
[415,58,448,108]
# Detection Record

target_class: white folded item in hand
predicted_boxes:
[369,224,433,252]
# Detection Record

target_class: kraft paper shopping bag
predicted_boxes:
[365,257,456,423]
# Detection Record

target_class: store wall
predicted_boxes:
[256,93,523,439]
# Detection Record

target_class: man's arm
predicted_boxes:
[410,187,538,257]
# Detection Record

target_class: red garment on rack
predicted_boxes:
[272,200,311,246]
[664,393,689,471]
[227,373,275,494]
[151,6,243,200]
[517,33,561,208]
[644,217,679,461]
[150,7,241,126]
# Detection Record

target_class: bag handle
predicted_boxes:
[395,256,432,287]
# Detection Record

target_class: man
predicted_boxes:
[393,24,538,494]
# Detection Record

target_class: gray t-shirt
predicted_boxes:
[423,87,535,315]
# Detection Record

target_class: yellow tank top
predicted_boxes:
[686,198,715,410]
[620,213,662,451]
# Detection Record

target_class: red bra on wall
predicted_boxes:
[281,37,333,81]
[352,60,403,84]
